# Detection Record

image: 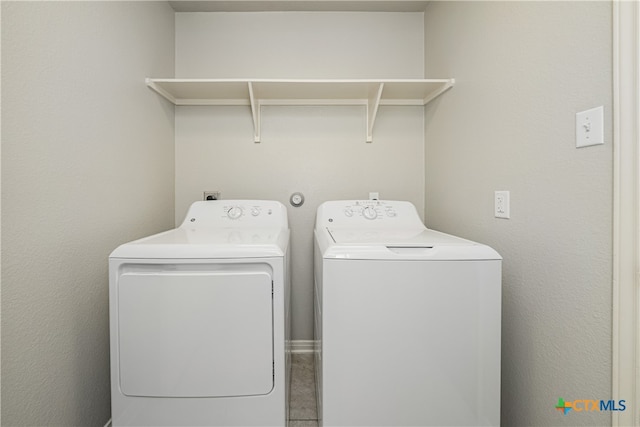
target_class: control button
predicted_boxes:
[227,206,243,220]
[251,207,260,216]
[362,206,378,220]
[344,208,354,217]
[386,210,397,217]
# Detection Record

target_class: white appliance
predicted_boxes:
[314,200,501,427]
[109,200,291,426]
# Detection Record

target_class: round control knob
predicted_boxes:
[251,207,260,217]
[227,206,243,220]
[344,208,354,217]
[362,206,378,220]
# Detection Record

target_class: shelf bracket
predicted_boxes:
[145,78,177,104]
[248,82,261,143]
[366,83,384,143]
[423,78,455,104]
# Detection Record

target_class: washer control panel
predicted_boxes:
[317,200,422,228]
[341,201,398,221]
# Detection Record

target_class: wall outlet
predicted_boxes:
[369,192,379,200]
[204,191,221,201]
[495,191,510,219]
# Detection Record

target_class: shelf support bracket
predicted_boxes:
[145,78,177,104]
[423,78,455,104]
[248,82,261,143]
[366,83,384,143]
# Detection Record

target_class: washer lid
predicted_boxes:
[328,227,472,246]
[323,227,501,260]
[110,227,289,259]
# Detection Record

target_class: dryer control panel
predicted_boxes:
[315,200,424,228]
[180,200,288,228]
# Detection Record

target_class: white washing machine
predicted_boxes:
[314,200,501,427]
[109,200,291,426]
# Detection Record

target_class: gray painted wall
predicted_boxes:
[423,2,612,426]
[174,12,426,341]
[1,2,175,425]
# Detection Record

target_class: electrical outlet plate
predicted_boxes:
[495,191,510,219]
[576,106,604,148]
[369,192,379,200]
[203,191,221,201]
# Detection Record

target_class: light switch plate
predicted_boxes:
[576,106,604,148]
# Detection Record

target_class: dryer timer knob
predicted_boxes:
[362,206,378,220]
[227,206,243,220]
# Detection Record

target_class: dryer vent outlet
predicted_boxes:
[204,191,221,201]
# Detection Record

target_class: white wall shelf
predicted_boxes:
[146,78,455,142]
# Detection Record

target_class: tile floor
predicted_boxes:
[289,353,318,427]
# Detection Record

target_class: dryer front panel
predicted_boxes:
[116,264,274,398]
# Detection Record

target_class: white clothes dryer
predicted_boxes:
[109,200,291,426]
[314,200,501,426]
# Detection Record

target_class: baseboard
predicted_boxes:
[290,340,316,354]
